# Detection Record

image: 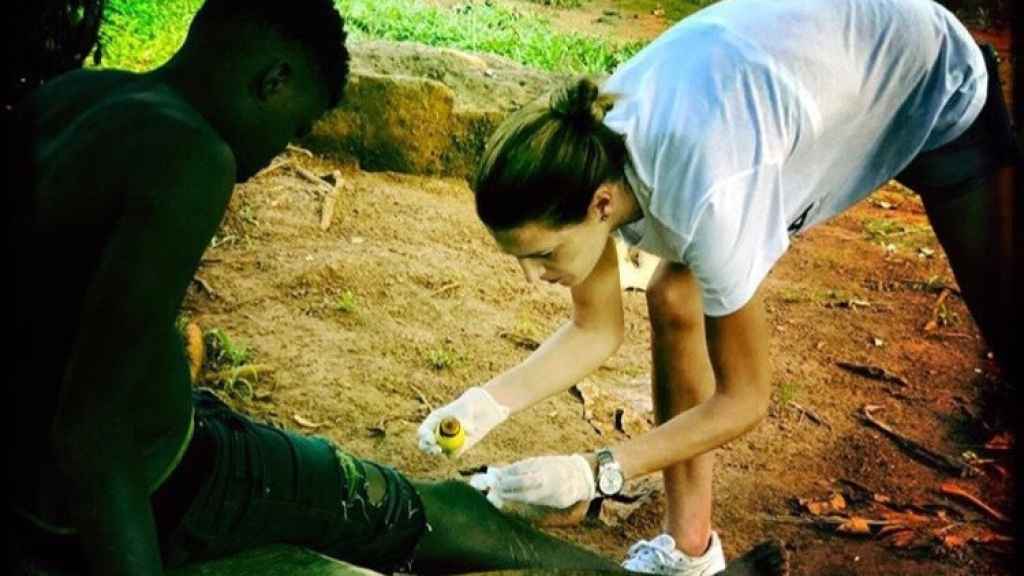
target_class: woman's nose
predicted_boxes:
[518,259,542,283]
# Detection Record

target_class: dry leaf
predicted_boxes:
[882,529,919,548]
[984,432,1013,451]
[836,516,872,534]
[830,493,847,511]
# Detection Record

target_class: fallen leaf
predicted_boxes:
[984,432,1013,451]
[837,516,872,535]
[940,533,968,549]
[830,493,848,511]
[882,529,919,548]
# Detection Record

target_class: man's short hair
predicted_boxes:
[189,0,349,107]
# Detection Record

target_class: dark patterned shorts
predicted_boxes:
[157,389,427,574]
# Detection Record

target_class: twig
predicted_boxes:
[859,405,969,476]
[409,383,434,412]
[925,332,976,341]
[498,331,541,351]
[292,165,334,192]
[897,279,962,296]
[760,514,894,529]
[431,282,461,297]
[192,275,217,299]
[319,171,343,231]
[255,158,291,179]
[939,482,1010,523]
[923,288,952,332]
[286,143,314,158]
[837,361,909,386]
[789,401,832,430]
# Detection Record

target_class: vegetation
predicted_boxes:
[337,0,642,74]
[95,0,642,74]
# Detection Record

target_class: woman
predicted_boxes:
[418,0,1017,573]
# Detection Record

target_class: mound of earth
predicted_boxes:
[303,40,573,178]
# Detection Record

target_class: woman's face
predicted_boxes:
[492,216,611,288]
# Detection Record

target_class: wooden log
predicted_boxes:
[168,544,382,576]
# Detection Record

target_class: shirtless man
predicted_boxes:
[7,1,632,574]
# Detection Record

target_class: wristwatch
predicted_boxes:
[595,448,624,497]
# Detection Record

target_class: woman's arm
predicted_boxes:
[613,284,772,479]
[485,236,625,413]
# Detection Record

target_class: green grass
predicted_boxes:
[776,381,801,405]
[335,290,359,313]
[96,0,203,71]
[427,347,458,370]
[862,218,934,251]
[339,0,643,73]
[96,0,644,74]
[205,328,250,368]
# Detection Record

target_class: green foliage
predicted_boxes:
[335,290,359,313]
[862,218,933,250]
[427,347,458,370]
[337,0,642,73]
[97,0,202,70]
[776,381,801,405]
[205,328,250,368]
[96,0,642,74]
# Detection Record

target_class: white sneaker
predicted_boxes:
[622,532,727,575]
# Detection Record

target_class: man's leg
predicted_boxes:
[646,263,717,556]
[410,479,621,574]
[159,390,621,574]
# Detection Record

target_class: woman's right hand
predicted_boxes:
[417,386,510,457]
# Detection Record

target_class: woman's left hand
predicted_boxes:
[472,454,596,509]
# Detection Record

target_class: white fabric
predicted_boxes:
[622,532,727,576]
[470,454,596,509]
[417,386,509,457]
[603,0,987,316]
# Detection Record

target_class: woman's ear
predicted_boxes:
[590,182,615,223]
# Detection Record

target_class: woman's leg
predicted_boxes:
[646,262,717,556]
[918,165,1016,370]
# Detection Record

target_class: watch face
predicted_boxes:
[599,467,624,495]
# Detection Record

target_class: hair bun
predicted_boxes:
[551,77,614,129]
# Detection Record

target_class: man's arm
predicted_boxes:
[51,121,235,576]
[613,284,772,479]
[484,235,625,412]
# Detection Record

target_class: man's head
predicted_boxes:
[168,0,349,180]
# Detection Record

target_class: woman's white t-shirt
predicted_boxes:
[603,0,987,316]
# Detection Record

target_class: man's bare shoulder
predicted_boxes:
[49,82,235,195]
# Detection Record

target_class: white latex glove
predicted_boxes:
[471,454,596,509]
[417,386,509,457]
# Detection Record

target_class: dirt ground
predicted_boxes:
[184,159,1013,576]
[181,3,1015,575]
